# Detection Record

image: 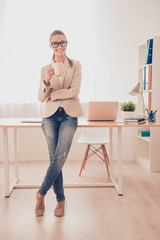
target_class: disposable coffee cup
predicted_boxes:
[51,62,64,76]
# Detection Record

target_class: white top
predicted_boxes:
[59,76,64,107]
[59,76,63,88]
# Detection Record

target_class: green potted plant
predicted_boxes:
[120,101,136,118]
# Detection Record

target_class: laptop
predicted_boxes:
[87,101,119,121]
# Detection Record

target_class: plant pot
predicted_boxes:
[123,111,135,119]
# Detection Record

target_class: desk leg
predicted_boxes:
[3,128,10,197]
[109,127,113,179]
[117,127,123,195]
[14,128,19,178]
[109,127,123,196]
[3,128,19,198]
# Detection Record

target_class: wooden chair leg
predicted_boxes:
[103,145,110,167]
[101,145,110,179]
[79,145,90,177]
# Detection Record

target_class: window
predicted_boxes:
[1,0,109,103]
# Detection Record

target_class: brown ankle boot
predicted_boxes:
[35,192,45,217]
[54,201,65,217]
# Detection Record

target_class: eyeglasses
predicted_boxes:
[50,40,68,48]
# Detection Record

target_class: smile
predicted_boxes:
[56,49,64,52]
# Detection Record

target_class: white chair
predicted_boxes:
[78,127,110,178]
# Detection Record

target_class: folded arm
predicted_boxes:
[50,61,81,101]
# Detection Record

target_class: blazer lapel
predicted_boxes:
[62,57,70,88]
[62,58,74,88]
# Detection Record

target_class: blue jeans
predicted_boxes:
[39,107,77,202]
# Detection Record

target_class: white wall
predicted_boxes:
[1,0,160,162]
[103,0,160,102]
[0,0,4,73]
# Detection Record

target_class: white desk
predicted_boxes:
[1,118,160,197]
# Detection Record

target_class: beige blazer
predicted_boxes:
[38,57,83,118]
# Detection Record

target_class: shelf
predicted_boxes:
[138,63,152,69]
[137,136,151,143]
[142,90,152,93]
[137,36,160,172]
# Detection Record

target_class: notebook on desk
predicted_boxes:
[21,118,42,123]
[87,101,119,121]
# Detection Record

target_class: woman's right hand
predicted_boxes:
[44,67,55,84]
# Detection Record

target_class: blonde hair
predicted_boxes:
[50,30,73,67]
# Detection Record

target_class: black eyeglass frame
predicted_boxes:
[50,40,68,48]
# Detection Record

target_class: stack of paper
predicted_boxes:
[124,117,146,124]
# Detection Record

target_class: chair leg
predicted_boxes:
[79,145,90,177]
[101,145,110,179]
[103,145,110,167]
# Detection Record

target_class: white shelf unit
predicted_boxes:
[136,136,150,170]
[136,36,160,172]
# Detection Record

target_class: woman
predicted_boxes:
[35,30,83,217]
